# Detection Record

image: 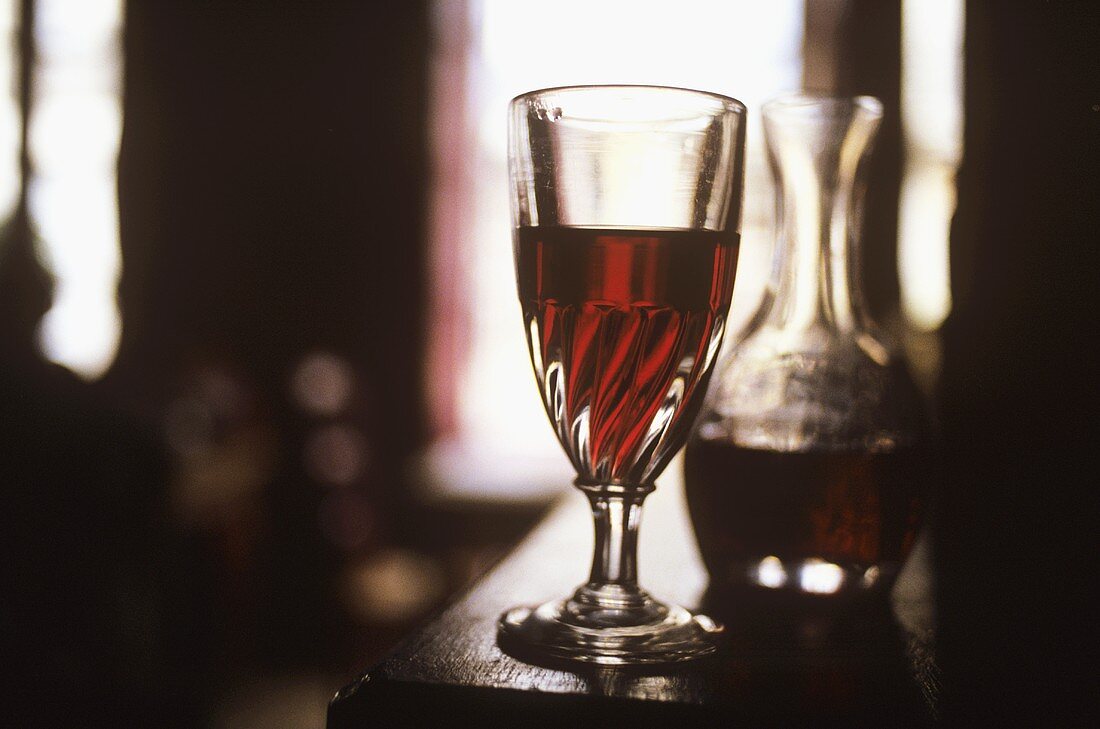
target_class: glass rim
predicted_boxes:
[509,84,747,115]
[761,92,883,119]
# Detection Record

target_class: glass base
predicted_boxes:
[498,596,723,666]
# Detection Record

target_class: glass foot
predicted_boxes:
[498,598,723,666]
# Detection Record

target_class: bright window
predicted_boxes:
[31,0,124,378]
[424,1,804,500]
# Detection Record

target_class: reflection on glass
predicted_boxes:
[589,668,679,702]
[799,559,845,595]
[747,557,890,595]
[753,555,789,589]
[862,564,881,588]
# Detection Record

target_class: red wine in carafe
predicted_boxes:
[684,439,927,594]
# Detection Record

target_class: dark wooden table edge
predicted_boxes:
[330,671,726,727]
[328,669,937,727]
[325,494,939,727]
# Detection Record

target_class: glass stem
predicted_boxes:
[571,483,663,625]
[586,490,645,589]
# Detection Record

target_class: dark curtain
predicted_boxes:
[4,2,431,724]
[116,2,428,478]
[936,1,1097,723]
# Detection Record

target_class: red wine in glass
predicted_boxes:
[515,225,739,488]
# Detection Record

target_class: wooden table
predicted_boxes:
[328,477,938,725]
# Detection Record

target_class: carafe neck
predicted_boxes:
[762,96,882,335]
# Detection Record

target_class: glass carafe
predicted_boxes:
[684,95,930,604]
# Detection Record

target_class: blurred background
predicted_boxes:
[1,0,1093,726]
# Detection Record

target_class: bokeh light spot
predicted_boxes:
[291,351,354,417]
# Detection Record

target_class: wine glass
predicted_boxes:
[500,85,747,664]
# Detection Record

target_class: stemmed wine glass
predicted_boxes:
[500,85,747,664]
